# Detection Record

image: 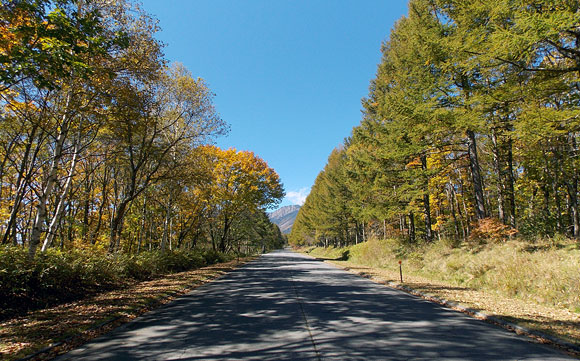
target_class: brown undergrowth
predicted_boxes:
[0,258,253,361]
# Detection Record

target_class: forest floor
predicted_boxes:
[0,257,254,361]
[302,246,580,357]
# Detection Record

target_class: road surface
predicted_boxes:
[57,249,573,360]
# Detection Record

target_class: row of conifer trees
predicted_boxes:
[290,0,580,246]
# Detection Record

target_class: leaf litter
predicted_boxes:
[0,258,252,361]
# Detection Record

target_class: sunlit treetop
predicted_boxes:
[0,0,129,91]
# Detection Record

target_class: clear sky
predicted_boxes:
[139,0,409,209]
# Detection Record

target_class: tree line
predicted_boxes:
[290,0,580,247]
[0,0,285,258]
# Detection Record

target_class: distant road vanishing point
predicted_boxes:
[57,249,573,360]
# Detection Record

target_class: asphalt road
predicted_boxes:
[57,249,573,360]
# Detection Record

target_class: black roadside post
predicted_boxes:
[399,260,403,283]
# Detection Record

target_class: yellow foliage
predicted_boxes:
[196,145,284,214]
[405,157,422,169]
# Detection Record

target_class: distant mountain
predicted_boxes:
[268,205,301,234]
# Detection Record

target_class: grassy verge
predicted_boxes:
[0,257,254,361]
[301,238,580,350]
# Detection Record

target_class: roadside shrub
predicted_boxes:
[202,249,231,264]
[307,246,346,260]
[0,247,34,311]
[164,250,208,272]
[122,252,160,281]
[468,218,518,244]
[0,246,232,319]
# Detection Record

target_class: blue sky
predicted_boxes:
[140,0,409,208]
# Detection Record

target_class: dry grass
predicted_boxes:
[0,258,253,361]
[305,238,580,349]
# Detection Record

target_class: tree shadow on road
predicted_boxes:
[56,251,573,360]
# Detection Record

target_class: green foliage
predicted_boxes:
[122,250,212,281]
[0,0,127,90]
[201,249,231,265]
[289,147,355,246]
[0,246,119,317]
[0,246,231,319]
[291,0,580,247]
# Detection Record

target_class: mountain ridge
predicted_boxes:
[268,205,301,234]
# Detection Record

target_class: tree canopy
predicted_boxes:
[290,0,580,246]
[1,0,286,257]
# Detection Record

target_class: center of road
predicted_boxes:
[291,265,322,361]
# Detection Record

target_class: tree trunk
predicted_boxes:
[29,114,70,258]
[383,219,386,240]
[542,151,552,231]
[459,177,471,236]
[160,195,172,251]
[219,215,230,253]
[421,155,433,241]
[408,211,415,242]
[490,129,506,223]
[90,167,109,244]
[568,135,580,237]
[137,196,147,253]
[3,181,28,245]
[82,170,93,239]
[566,178,579,237]
[66,204,74,246]
[399,215,404,234]
[552,146,564,233]
[169,217,173,250]
[506,136,516,228]
[0,134,19,211]
[467,130,487,220]
[82,191,90,239]
[553,180,563,233]
[109,199,129,253]
[209,222,217,251]
[448,186,460,239]
[2,124,41,244]
[42,136,80,251]
[362,222,366,242]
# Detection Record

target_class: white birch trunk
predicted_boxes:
[29,97,71,257]
[41,134,81,251]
